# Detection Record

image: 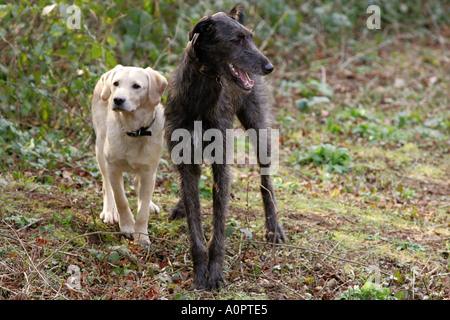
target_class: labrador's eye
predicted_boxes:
[113,81,119,87]
[132,83,141,89]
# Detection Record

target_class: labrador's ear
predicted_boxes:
[229,4,245,25]
[100,65,123,101]
[145,67,168,107]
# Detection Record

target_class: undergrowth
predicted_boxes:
[1,0,449,300]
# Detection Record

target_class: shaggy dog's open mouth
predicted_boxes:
[227,62,254,91]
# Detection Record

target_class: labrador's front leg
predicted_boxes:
[106,166,135,236]
[134,171,156,245]
[96,141,119,224]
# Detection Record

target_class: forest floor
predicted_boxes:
[1,36,449,300]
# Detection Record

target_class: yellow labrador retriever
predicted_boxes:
[91,65,167,245]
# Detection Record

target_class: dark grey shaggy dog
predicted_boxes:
[164,5,285,290]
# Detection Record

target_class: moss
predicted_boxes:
[408,165,445,182]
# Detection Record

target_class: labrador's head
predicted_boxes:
[100,65,167,112]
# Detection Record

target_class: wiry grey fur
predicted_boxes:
[164,5,285,290]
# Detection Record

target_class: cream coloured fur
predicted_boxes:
[92,65,167,245]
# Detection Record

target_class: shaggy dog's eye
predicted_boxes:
[113,81,119,87]
[233,34,245,44]
[132,83,141,89]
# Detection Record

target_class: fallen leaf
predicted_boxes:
[41,4,57,17]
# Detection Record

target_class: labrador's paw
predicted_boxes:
[150,201,160,214]
[134,233,151,246]
[100,208,119,224]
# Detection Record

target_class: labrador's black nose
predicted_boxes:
[113,96,125,105]
[263,62,274,74]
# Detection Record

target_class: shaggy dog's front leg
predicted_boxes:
[178,163,209,289]
[207,163,230,290]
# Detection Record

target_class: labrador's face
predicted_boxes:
[109,68,148,112]
[101,66,167,112]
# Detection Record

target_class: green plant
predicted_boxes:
[338,281,393,300]
[225,218,252,239]
[296,96,330,113]
[394,111,422,128]
[398,186,417,199]
[295,144,351,173]
[198,175,213,198]
[394,240,427,252]
[53,212,73,226]
[273,177,301,193]
[4,215,41,229]
[351,122,396,142]
[326,117,343,134]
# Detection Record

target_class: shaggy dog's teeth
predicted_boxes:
[229,63,239,76]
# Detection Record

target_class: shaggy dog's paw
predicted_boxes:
[169,201,186,220]
[265,224,286,243]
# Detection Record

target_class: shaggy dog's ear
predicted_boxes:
[189,16,214,43]
[100,65,123,101]
[229,4,245,25]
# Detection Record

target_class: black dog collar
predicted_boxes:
[126,112,157,137]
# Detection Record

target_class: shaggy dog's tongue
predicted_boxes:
[229,63,254,89]
[237,67,254,88]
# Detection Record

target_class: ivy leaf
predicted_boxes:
[239,228,252,239]
[225,226,236,238]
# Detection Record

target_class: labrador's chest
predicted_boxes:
[105,135,157,172]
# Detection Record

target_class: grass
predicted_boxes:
[1,1,450,300]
